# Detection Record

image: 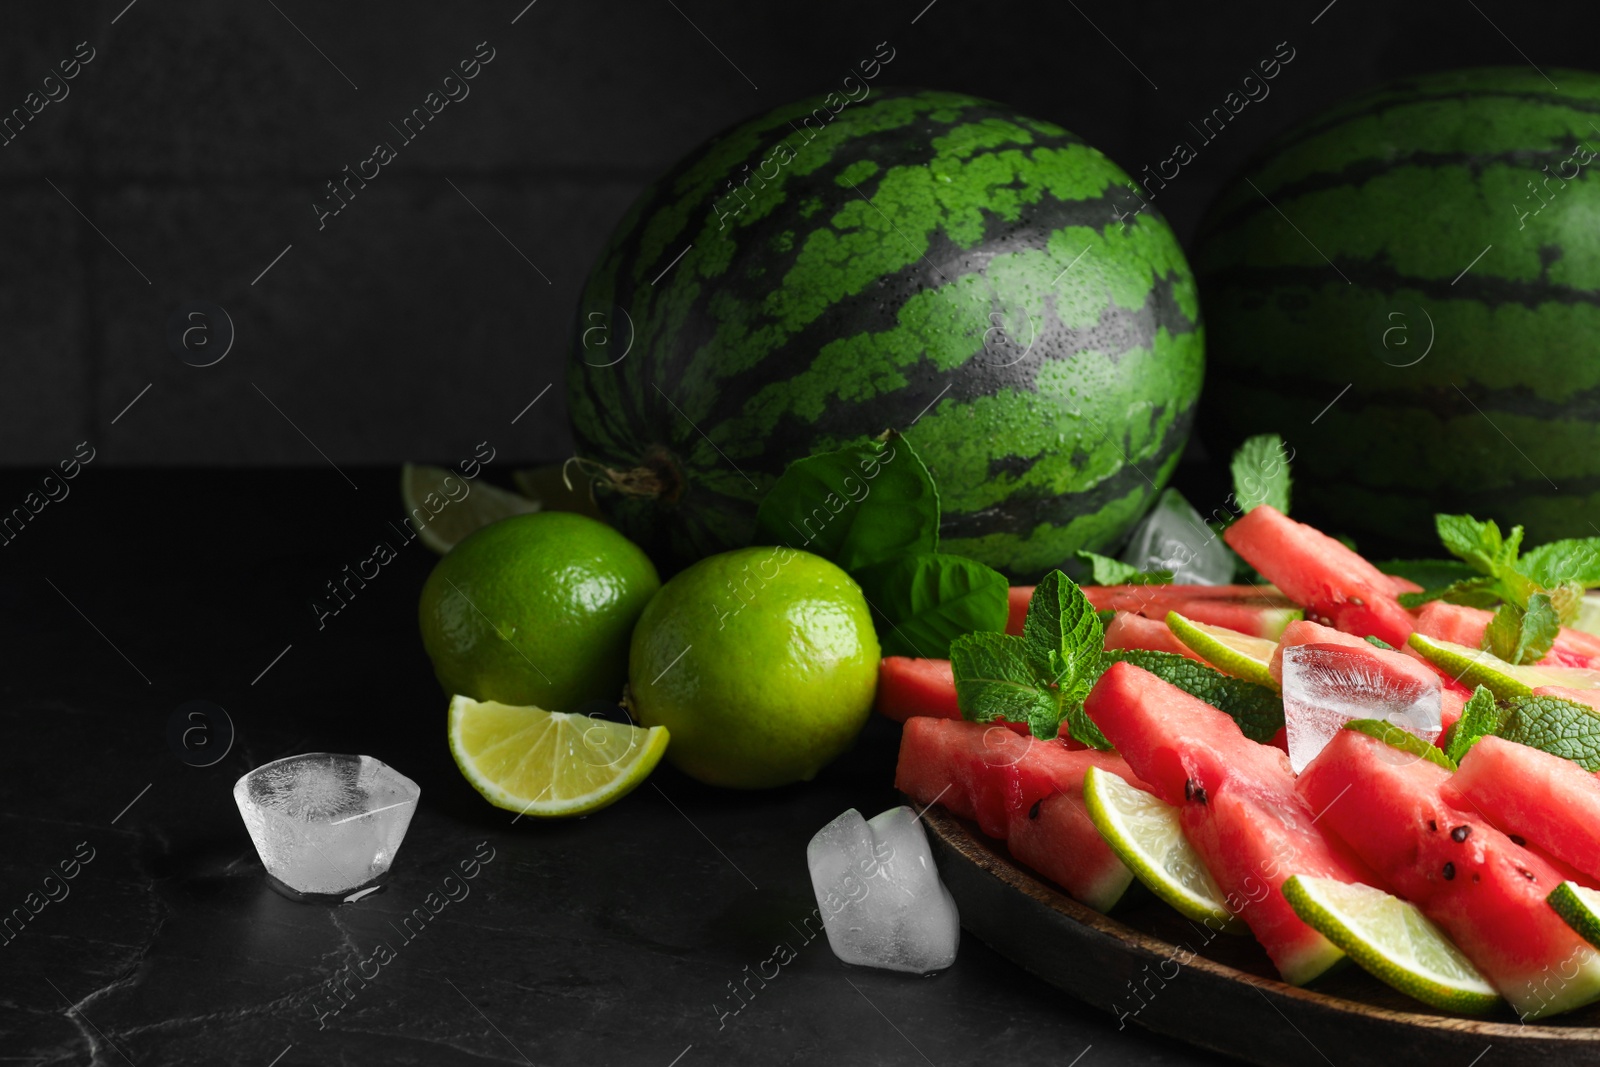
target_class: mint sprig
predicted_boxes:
[1442,685,1503,764]
[1398,514,1600,664]
[1075,550,1172,586]
[753,432,1008,659]
[950,571,1110,746]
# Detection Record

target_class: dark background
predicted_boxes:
[2,0,1589,469]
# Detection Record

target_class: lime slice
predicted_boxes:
[1549,880,1600,947]
[1082,765,1244,931]
[1166,611,1279,689]
[1407,633,1600,700]
[1282,875,1500,1013]
[512,463,606,522]
[1344,719,1457,772]
[447,695,668,817]
[402,463,540,554]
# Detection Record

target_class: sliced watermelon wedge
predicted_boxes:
[1267,618,1374,687]
[1450,735,1600,886]
[1083,662,1361,984]
[1077,583,1300,638]
[893,717,1135,911]
[1104,611,1203,660]
[875,657,962,724]
[1224,505,1414,647]
[1299,728,1600,1019]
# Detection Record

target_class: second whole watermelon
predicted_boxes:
[1195,67,1600,547]
[566,87,1204,580]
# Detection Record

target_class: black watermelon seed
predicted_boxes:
[1428,819,1438,832]
[1520,868,1536,881]
[1442,862,1456,881]
[1451,825,1470,842]
[1185,779,1208,804]
[1510,834,1527,846]
[1028,799,1042,820]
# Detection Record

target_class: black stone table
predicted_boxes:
[0,468,1235,1065]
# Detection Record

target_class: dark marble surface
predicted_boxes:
[0,468,1238,1065]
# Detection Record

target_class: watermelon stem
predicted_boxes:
[563,447,683,503]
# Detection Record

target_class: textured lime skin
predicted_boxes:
[419,512,660,710]
[568,88,1204,579]
[627,546,880,788]
[1196,67,1600,545]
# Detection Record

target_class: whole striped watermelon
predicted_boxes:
[1195,68,1600,547]
[565,88,1204,579]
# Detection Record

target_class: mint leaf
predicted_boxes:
[1520,537,1600,590]
[949,631,1057,728]
[1518,593,1561,663]
[1363,635,1394,650]
[1436,514,1509,575]
[1074,550,1172,586]
[855,552,1008,660]
[949,571,1111,746]
[1443,685,1503,764]
[1100,648,1284,743]
[1495,694,1600,771]
[1483,594,1560,665]
[1230,433,1293,515]
[1024,571,1104,699]
[1483,603,1523,662]
[753,431,938,573]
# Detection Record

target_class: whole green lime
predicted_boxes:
[627,546,880,789]
[419,512,659,709]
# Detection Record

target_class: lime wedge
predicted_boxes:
[1166,611,1279,689]
[1407,633,1600,700]
[1282,875,1500,1013]
[447,695,668,817]
[1344,719,1457,772]
[402,463,540,554]
[1083,765,1244,931]
[1549,880,1600,948]
[512,463,606,522]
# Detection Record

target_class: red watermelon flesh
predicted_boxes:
[875,657,962,724]
[1450,735,1600,885]
[1104,611,1203,660]
[1006,586,1030,636]
[1083,662,1357,983]
[893,717,1136,910]
[1224,505,1414,647]
[1299,728,1600,1019]
[1441,687,1467,736]
[1078,584,1300,639]
[1163,597,1301,639]
[874,657,1046,738]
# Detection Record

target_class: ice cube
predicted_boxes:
[806,806,959,974]
[1281,645,1442,773]
[1119,488,1234,585]
[233,753,420,896]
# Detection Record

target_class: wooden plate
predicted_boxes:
[921,805,1600,1066]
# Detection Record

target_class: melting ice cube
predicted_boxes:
[233,753,419,896]
[1281,645,1442,773]
[806,806,959,974]
[1120,488,1234,585]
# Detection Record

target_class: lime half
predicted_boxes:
[1407,633,1600,700]
[402,463,539,554]
[1083,765,1243,931]
[447,695,668,817]
[1166,611,1279,689]
[1283,875,1500,1013]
